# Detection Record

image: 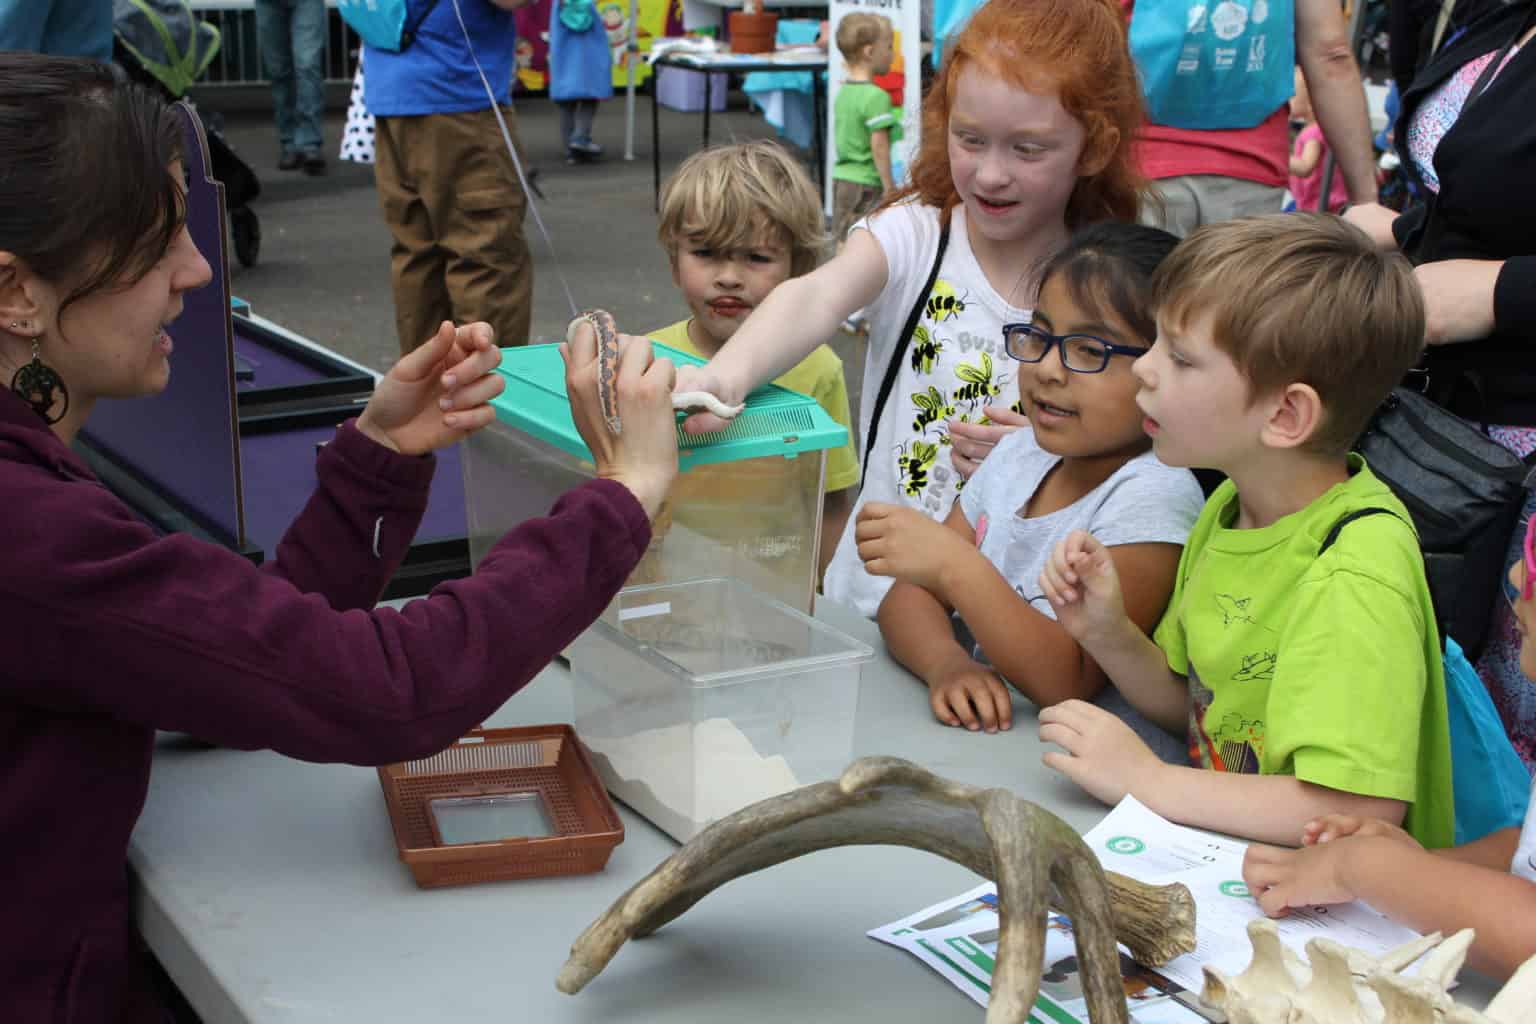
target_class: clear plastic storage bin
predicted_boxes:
[461,342,848,613]
[568,578,873,842]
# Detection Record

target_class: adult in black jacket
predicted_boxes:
[1344,0,1536,766]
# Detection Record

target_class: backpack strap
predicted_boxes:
[860,218,951,483]
[1317,507,1402,557]
[402,0,446,51]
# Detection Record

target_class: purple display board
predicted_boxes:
[240,428,468,555]
[81,102,245,546]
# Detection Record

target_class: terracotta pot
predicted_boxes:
[727,11,779,54]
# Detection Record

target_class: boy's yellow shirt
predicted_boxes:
[647,319,861,493]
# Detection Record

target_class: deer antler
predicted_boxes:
[558,756,1197,1024]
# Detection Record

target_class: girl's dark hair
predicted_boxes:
[1035,222,1180,343]
[0,53,185,316]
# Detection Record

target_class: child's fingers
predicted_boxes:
[930,689,961,728]
[1038,563,1077,607]
[945,690,982,732]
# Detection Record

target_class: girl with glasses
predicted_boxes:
[854,223,1203,748]
[1244,510,1536,979]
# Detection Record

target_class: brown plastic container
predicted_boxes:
[728,11,779,54]
[377,725,624,888]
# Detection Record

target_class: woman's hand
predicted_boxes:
[855,502,970,594]
[564,321,678,520]
[948,405,1029,480]
[1414,259,1503,345]
[1342,202,1401,251]
[356,320,503,456]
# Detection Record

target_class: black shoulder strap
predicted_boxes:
[1318,507,1403,556]
[402,0,446,51]
[860,218,951,483]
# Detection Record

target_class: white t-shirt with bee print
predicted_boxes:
[823,200,1032,618]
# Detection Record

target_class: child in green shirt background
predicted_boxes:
[830,12,900,245]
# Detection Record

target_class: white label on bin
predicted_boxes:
[619,601,672,622]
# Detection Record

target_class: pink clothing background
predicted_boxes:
[1288,122,1350,212]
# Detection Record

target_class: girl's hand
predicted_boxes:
[673,361,746,435]
[1039,530,1128,646]
[928,656,1013,733]
[1414,259,1502,346]
[357,320,503,456]
[1243,839,1366,917]
[948,405,1029,480]
[1302,814,1419,848]
[564,322,679,520]
[1039,699,1163,806]
[856,502,968,594]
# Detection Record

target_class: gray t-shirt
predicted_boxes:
[956,427,1206,762]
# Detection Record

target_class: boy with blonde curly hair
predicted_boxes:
[649,141,859,582]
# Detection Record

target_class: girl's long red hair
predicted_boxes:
[879,0,1146,228]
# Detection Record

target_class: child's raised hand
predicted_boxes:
[1039,699,1163,806]
[927,657,1013,733]
[1302,814,1419,848]
[1039,530,1127,644]
[856,502,966,594]
[1242,840,1362,917]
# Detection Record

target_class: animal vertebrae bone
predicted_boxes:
[1202,918,1536,1024]
[558,756,1197,1024]
[567,310,745,435]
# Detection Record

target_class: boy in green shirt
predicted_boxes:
[649,141,859,585]
[831,12,899,245]
[1038,215,1456,849]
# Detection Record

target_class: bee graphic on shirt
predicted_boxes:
[895,439,940,497]
[925,281,967,322]
[954,352,1004,404]
[910,326,944,374]
[911,386,955,434]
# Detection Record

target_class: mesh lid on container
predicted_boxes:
[489,342,849,469]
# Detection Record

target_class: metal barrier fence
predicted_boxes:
[189,1,360,87]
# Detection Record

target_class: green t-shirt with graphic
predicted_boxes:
[833,81,902,187]
[1153,456,1455,848]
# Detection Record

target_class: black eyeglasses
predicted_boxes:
[1002,322,1148,374]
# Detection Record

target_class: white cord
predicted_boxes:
[451,0,581,320]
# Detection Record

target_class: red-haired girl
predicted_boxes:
[669,0,1147,617]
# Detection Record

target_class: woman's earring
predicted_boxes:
[10,340,69,425]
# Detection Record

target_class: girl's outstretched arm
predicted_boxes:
[675,228,889,431]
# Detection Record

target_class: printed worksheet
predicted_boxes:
[870,796,1431,1019]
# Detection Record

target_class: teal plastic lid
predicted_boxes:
[489,341,849,469]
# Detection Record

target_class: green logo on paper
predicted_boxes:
[1220,880,1251,899]
[1105,835,1146,855]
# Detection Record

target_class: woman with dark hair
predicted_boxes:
[1342,0,1536,768]
[0,53,677,1021]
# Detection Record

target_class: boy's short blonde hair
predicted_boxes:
[1152,214,1425,456]
[835,12,891,63]
[656,140,827,278]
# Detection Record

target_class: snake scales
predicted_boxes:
[567,310,745,435]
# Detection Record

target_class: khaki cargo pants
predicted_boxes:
[374,106,534,356]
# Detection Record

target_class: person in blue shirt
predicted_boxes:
[365,0,538,357]
[0,0,113,60]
